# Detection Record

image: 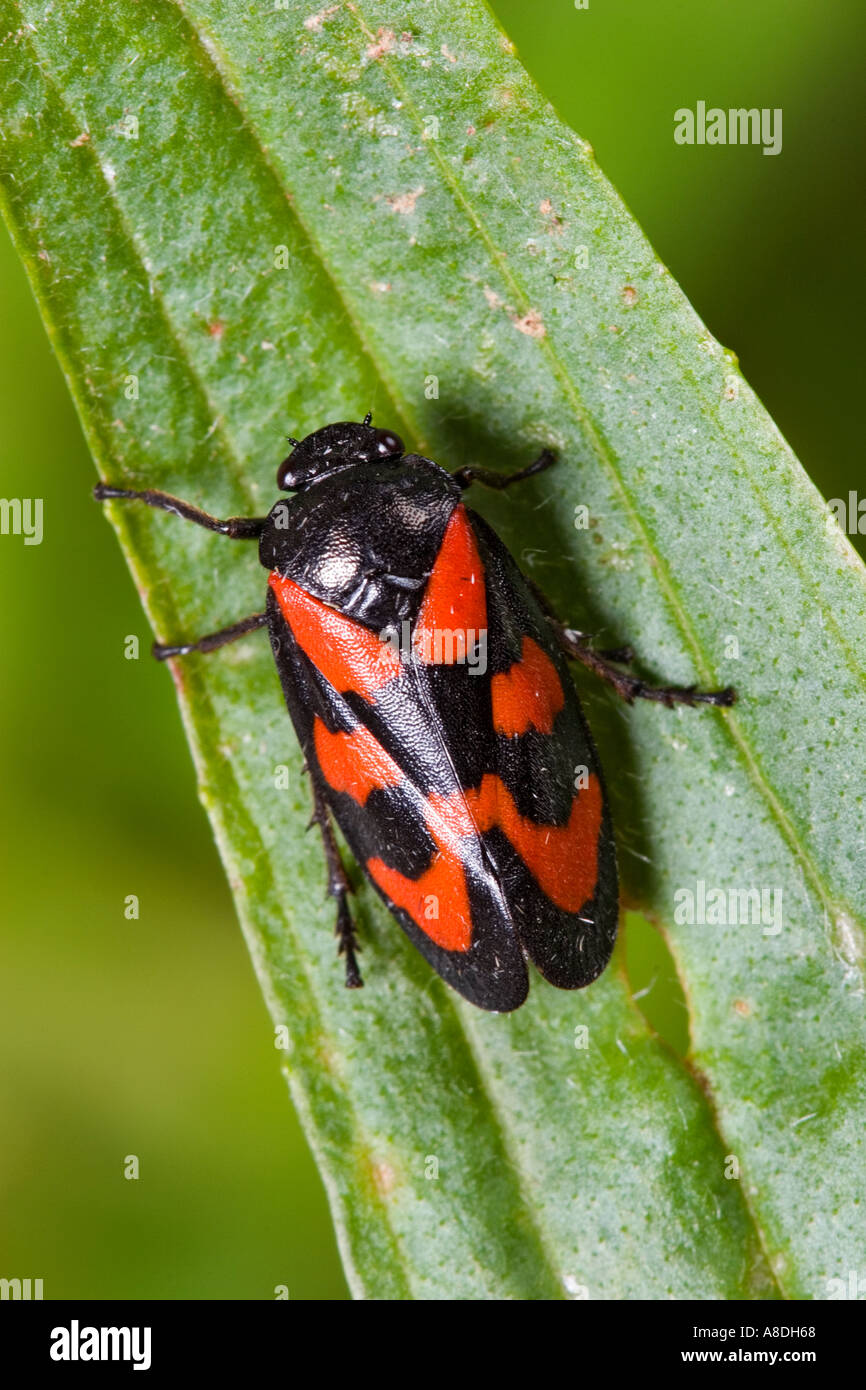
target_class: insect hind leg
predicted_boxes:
[308,780,363,989]
[526,572,735,708]
[555,623,736,708]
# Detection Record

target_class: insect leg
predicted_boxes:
[94,482,267,539]
[526,572,732,705]
[308,780,363,989]
[553,622,736,708]
[594,644,636,664]
[551,629,636,664]
[453,448,556,491]
[151,611,268,661]
[524,575,633,662]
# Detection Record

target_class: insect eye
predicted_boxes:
[374,429,404,457]
[276,456,296,490]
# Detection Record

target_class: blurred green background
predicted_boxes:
[1,0,861,1299]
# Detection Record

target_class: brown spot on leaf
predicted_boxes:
[303,4,339,31]
[373,1161,396,1195]
[539,198,564,234]
[482,285,545,339]
[511,308,546,339]
[386,186,424,214]
[366,26,396,59]
[621,284,638,307]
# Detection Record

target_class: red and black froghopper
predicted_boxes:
[95,418,733,1011]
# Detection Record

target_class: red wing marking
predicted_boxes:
[491,636,565,736]
[313,717,403,804]
[367,789,478,953]
[368,774,603,953]
[467,774,603,914]
[368,842,473,954]
[413,504,487,664]
[269,572,400,699]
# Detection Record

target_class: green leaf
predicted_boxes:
[2,0,862,1299]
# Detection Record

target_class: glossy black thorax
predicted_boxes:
[258,454,461,632]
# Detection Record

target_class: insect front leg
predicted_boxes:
[152,612,268,661]
[308,779,363,989]
[94,481,271,660]
[93,482,267,538]
[453,448,556,491]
